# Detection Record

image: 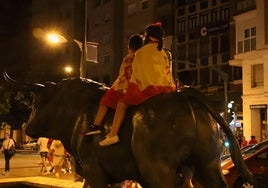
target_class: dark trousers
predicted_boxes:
[4,150,12,172]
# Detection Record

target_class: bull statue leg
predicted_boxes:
[193,161,227,188]
[131,126,190,187]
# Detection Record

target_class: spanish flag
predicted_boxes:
[123,43,176,105]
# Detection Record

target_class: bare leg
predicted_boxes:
[99,101,128,146]
[109,101,128,137]
[94,105,108,126]
[41,156,47,172]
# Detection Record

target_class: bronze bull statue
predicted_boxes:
[4,73,265,188]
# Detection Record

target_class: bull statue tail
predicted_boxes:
[181,88,254,184]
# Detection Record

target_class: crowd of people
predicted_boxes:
[237,135,258,148]
[37,137,72,178]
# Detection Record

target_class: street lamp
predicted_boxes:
[46,33,84,78]
[64,65,73,74]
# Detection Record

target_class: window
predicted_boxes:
[211,37,218,54]
[128,3,137,15]
[141,0,149,10]
[251,64,264,87]
[178,34,185,43]
[213,55,218,64]
[237,0,256,13]
[189,32,195,40]
[238,27,256,53]
[221,52,229,63]
[200,68,210,85]
[178,8,185,16]
[177,44,186,60]
[200,1,208,10]
[189,15,198,30]
[188,42,198,59]
[220,35,229,52]
[189,4,196,13]
[211,8,218,24]
[200,38,209,56]
[220,7,229,22]
[200,12,209,26]
[200,56,208,66]
[178,19,186,32]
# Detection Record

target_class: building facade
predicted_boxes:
[87,0,174,84]
[230,0,268,142]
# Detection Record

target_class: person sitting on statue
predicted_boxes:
[82,34,143,136]
[86,22,176,146]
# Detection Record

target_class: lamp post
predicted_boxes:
[46,33,84,77]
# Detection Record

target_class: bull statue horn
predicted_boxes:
[3,70,45,90]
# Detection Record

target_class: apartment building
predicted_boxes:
[87,0,173,84]
[229,0,268,141]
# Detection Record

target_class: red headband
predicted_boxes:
[148,22,162,27]
[153,22,162,26]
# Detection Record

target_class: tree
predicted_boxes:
[0,82,33,130]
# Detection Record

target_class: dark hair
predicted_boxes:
[128,34,143,51]
[145,24,164,51]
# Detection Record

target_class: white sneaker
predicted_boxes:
[99,135,119,146]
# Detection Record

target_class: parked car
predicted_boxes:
[221,140,268,187]
[21,139,38,150]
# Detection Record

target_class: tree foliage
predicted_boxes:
[0,82,33,130]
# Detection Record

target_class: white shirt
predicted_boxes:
[37,137,49,152]
[2,138,15,150]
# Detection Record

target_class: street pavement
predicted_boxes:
[0,150,83,188]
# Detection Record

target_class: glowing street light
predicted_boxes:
[46,33,67,44]
[44,32,98,78]
[64,65,73,74]
[46,32,84,77]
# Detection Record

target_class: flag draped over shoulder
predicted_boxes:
[123,43,176,105]
[112,52,135,93]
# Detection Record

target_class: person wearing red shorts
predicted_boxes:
[98,23,176,146]
[83,34,143,136]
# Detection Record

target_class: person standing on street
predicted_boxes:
[0,133,15,175]
[37,137,50,174]
[249,135,258,145]
[241,136,248,148]
[49,140,66,178]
